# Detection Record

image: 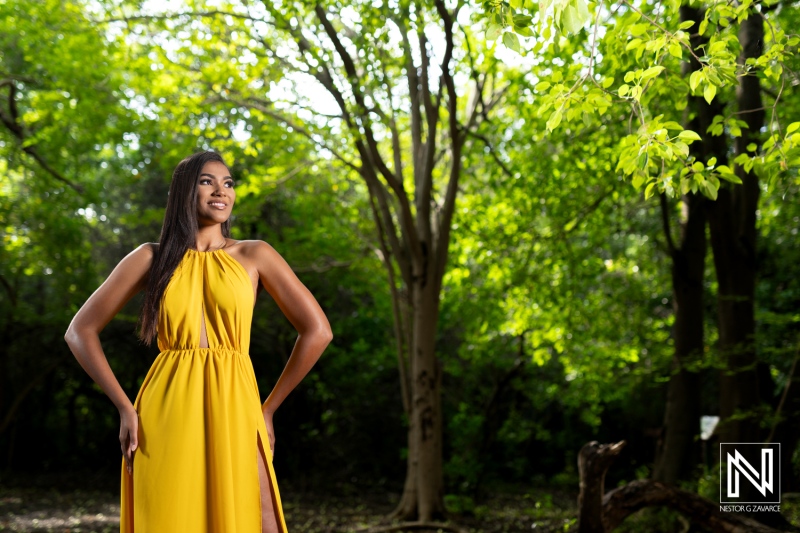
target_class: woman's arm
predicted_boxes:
[64,242,155,473]
[250,240,333,417]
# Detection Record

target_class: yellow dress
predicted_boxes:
[120,247,288,532]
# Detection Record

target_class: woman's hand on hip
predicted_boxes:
[262,409,276,456]
[119,405,139,475]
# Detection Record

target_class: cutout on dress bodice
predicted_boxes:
[199,304,209,348]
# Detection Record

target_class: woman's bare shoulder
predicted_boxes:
[232,239,284,268]
[115,243,158,275]
[133,242,158,260]
[233,239,281,258]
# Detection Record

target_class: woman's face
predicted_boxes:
[196,161,236,226]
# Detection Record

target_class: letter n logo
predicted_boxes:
[720,443,781,504]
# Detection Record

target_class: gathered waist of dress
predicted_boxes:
[157,346,248,357]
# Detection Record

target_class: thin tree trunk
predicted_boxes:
[708,9,765,447]
[653,193,705,484]
[653,5,718,484]
[412,280,445,521]
[705,14,788,527]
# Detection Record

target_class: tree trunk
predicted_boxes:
[578,440,627,533]
[653,5,720,484]
[393,275,445,521]
[707,9,765,447]
[652,193,705,484]
[704,15,788,528]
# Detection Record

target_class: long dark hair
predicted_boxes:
[137,151,232,345]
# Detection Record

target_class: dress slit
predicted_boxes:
[256,429,286,533]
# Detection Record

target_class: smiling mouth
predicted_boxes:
[209,202,228,209]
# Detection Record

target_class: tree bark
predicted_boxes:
[653,5,720,485]
[707,8,765,447]
[652,192,705,485]
[603,480,796,533]
[411,280,446,520]
[578,440,627,533]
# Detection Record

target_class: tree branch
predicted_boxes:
[0,83,83,193]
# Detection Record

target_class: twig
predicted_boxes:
[356,522,469,533]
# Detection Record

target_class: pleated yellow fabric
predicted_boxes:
[120,247,288,533]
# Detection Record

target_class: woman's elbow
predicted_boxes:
[314,324,333,344]
[64,323,89,349]
[64,325,78,347]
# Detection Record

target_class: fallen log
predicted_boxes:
[577,440,796,533]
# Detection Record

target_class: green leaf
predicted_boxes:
[787,122,800,134]
[641,66,665,80]
[719,171,743,184]
[689,70,703,92]
[675,142,690,158]
[514,25,535,37]
[486,23,503,41]
[703,83,716,104]
[561,4,581,34]
[546,109,563,131]
[618,84,629,97]
[535,81,551,91]
[703,181,718,200]
[626,38,643,51]
[678,130,702,142]
[602,77,614,89]
[709,41,727,54]
[574,0,590,26]
[513,14,533,25]
[502,31,521,53]
[644,182,656,199]
[637,152,649,170]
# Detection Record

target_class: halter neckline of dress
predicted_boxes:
[187,246,229,253]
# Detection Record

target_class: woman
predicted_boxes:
[64,151,333,533]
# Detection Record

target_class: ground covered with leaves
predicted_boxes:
[2,475,800,532]
[0,475,577,533]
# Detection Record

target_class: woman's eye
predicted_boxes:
[226,181,235,188]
